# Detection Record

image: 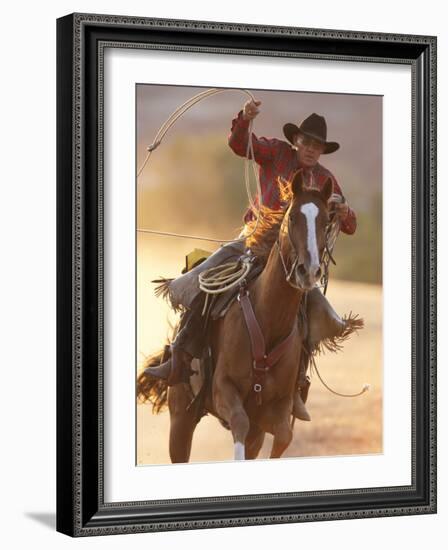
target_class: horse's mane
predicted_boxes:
[244,205,285,263]
[243,177,294,263]
[244,176,328,263]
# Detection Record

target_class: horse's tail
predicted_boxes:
[136,348,169,413]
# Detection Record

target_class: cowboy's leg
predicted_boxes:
[292,301,311,421]
[293,287,345,421]
[145,293,207,385]
[147,240,247,385]
[293,287,354,420]
[173,293,207,359]
[306,287,345,350]
[167,240,246,310]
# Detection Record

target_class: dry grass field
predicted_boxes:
[137,238,382,465]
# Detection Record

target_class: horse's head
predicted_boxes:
[281,170,333,291]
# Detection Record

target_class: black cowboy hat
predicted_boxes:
[283,113,340,154]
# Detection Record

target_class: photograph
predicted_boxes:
[55,12,436,535]
[135,84,383,465]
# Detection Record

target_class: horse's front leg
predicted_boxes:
[245,424,265,460]
[214,375,250,461]
[168,384,200,463]
[270,397,294,459]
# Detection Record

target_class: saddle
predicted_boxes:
[161,241,249,311]
[207,260,264,320]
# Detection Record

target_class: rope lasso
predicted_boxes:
[137,88,266,302]
[310,355,370,397]
[137,88,264,244]
[198,256,254,315]
[198,260,252,294]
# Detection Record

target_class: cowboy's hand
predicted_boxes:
[329,194,349,221]
[334,202,349,220]
[243,99,261,121]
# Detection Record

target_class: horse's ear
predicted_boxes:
[321,177,333,203]
[291,170,305,196]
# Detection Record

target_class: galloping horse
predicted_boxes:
[138,170,334,462]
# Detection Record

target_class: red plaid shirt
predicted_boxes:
[228,110,357,235]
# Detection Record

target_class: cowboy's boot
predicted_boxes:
[293,351,311,421]
[144,344,194,386]
[293,377,311,421]
[292,287,346,421]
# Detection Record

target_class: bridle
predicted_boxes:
[275,201,339,293]
[275,204,312,291]
[276,239,302,290]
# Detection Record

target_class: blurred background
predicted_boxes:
[136,84,383,465]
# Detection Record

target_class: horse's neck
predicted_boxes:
[252,240,303,348]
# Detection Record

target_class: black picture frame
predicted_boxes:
[56,13,437,537]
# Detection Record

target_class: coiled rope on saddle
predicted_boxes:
[198,258,253,295]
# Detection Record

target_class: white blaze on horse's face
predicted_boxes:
[300,202,321,287]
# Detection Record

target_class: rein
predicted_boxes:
[274,206,303,290]
[238,286,297,405]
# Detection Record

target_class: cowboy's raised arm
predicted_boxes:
[228,100,280,164]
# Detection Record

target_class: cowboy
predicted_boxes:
[147,99,357,422]
[232,100,356,233]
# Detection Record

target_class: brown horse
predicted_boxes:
[138,170,334,462]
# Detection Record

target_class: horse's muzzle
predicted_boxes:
[292,263,321,291]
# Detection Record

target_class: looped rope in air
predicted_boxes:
[137,88,264,244]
